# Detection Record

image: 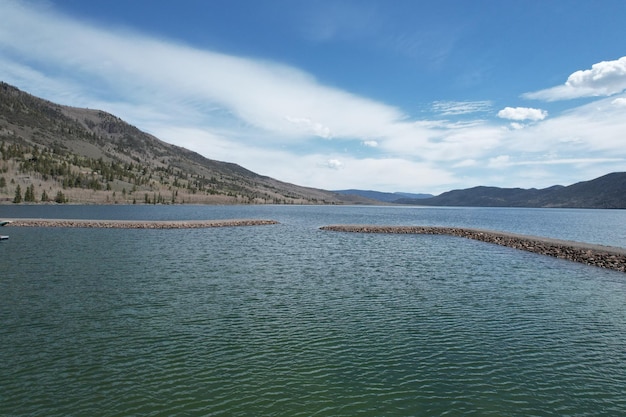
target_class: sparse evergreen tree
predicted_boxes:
[13,184,22,203]
[0,176,6,188]
[41,190,49,202]
[24,184,36,202]
[55,190,66,204]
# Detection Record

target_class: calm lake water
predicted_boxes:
[1,205,626,416]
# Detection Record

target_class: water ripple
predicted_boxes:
[2,218,626,416]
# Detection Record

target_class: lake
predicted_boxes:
[1,205,625,416]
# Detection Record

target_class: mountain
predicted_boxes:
[0,82,371,205]
[333,189,433,203]
[396,173,626,208]
[3,82,623,208]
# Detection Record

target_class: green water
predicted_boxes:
[1,206,625,416]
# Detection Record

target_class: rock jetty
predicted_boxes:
[320,225,626,273]
[5,219,278,229]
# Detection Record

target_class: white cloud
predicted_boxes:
[488,155,510,168]
[308,157,457,191]
[523,56,626,101]
[453,159,477,168]
[432,100,492,115]
[497,107,548,121]
[324,159,344,169]
[1,1,625,194]
[517,158,624,166]
[0,0,406,145]
[612,97,626,106]
[285,117,332,139]
[508,95,626,155]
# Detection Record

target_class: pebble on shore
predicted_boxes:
[4,219,279,229]
[320,225,626,273]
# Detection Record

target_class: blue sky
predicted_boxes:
[1,0,626,194]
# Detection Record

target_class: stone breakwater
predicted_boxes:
[5,219,278,229]
[320,225,626,273]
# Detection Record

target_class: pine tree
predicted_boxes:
[24,184,36,202]
[55,191,66,203]
[13,184,22,203]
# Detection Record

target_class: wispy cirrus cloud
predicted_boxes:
[0,0,405,144]
[299,1,381,43]
[432,100,492,115]
[1,0,625,194]
[523,56,626,101]
[489,155,623,169]
[509,94,626,154]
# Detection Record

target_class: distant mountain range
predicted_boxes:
[332,190,433,203]
[393,172,626,208]
[334,173,626,208]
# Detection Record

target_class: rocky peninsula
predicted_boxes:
[4,218,278,229]
[320,225,626,273]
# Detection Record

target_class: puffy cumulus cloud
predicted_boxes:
[432,100,492,115]
[566,56,626,94]
[524,56,626,101]
[497,107,548,121]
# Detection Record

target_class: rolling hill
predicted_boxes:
[396,173,626,208]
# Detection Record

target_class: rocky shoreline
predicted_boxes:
[4,218,279,229]
[320,225,626,273]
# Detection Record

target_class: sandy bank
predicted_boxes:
[4,218,278,229]
[320,225,626,273]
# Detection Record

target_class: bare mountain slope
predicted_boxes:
[0,82,369,205]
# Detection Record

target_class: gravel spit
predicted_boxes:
[320,225,626,273]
